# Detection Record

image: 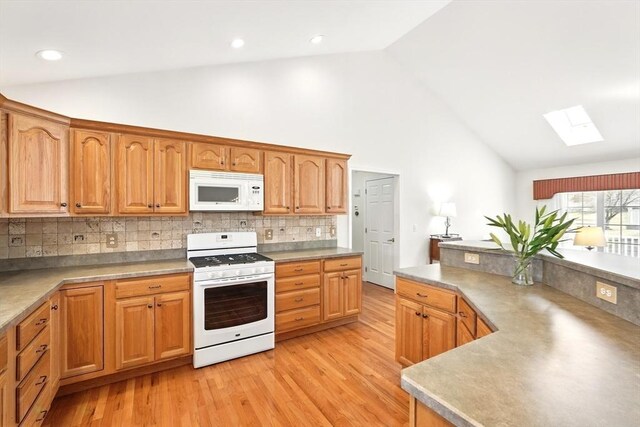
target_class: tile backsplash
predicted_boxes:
[0,213,337,259]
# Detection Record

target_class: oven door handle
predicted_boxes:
[196,273,273,287]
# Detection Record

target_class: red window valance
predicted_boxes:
[533,172,640,200]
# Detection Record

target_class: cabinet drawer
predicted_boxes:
[16,350,49,423]
[276,305,321,333]
[276,261,321,278]
[115,273,190,299]
[276,274,320,293]
[16,326,50,383]
[276,288,320,313]
[396,278,457,314]
[324,256,362,272]
[458,298,477,336]
[0,333,7,374]
[16,302,50,352]
[18,383,50,427]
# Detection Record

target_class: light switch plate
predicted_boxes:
[315,227,322,237]
[329,226,336,237]
[464,253,480,265]
[596,281,617,304]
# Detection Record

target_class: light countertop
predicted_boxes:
[263,247,362,263]
[395,264,640,427]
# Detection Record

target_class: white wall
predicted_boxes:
[1,50,516,268]
[516,158,640,223]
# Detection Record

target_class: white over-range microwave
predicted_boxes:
[189,170,264,211]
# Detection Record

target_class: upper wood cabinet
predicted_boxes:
[326,158,348,214]
[264,151,293,214]
[70,129,111,214]
[154,139,187,214]
[7,113,69,214]
[294,155,325,214]
[60,285,104,379]
[116,134,154,214]
[116,135,187,215]
[189,143,261,173]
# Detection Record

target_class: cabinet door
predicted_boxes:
[60,286,104,378]
[423,306,456,359]
[326,158,348,214]
[343,269,362,316]
[115,296,155,370]
[0,371,6,427]
[8,113,68,213]
[323,272,344,321]
[294,155,325,214]
[395,297,423,366]
[116,134,154,214]
[229,147,261,173]
[154,139,186,214]
[70,129,111,214]
[189,142,228,170]
[264,151,292,214]
[155,292,190,360]
[456,318,475,347]
[49,292,61,399]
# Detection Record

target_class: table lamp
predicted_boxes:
[439,202,457,237]
[573,226,606,251]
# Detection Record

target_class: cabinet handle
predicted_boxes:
[36,344,48,354]
[35,318,47,326]
[60,202,67,207]
[294,317,304,321]
[340,263,348,267]
[51,304,58,310]
[422,314,429,319]
[35,410,48,422]
[416,293,428,298]
[459,311,467,318]
[147,304,153,308]
[415,311,421,316]
[294,297,304,302]
[75,203,82,208]
[35,375,47,386]
[294,282,303,286]
[294,268,303,272]
[148,285,162,289]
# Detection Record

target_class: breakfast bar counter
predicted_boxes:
[395,264,640,427]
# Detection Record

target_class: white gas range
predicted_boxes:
[187,232,275,368]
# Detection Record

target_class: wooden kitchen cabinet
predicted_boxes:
[264,151,293,214]
[477,317,493,338]
[115,296,155,370]
[0,332,6,427]
[422,306,456,359]
[294,155,325,214]
[395,297,424,366]
[325,158,348,214]
[189,142,227,170]
[154,292,190,361]
[60,285,104,378]
[322,257,362,321]
[154,139,187,214]
[116,134,154,214]
[49,292,61,399]
[7,113,69,214]
[275,260,322,334]
[456,319,475,347]
[229,147,261,173]
[70,129,112,214]
[323,272,343,321]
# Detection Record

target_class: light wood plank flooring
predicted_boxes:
[44,282,407,426]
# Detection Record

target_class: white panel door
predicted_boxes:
[365,177,395,288]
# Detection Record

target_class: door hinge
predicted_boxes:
[365,266,368,272]
[365,189,367,194]
[365,227,367,233]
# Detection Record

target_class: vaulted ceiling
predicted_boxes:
[0,0,638,171]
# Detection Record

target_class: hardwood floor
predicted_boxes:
[44,282,408,426]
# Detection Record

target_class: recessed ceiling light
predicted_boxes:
[310,35,325,44]
[36,50,64,61]
[231,39,245,49]
[543,105,603,146]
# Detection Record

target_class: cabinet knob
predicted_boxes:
[148,204,153,208]
[459,311,467,318]
[296,206,300,210]
[286,206,290,210]
[51,304,58,310]
[221,160,225,165]
[147,304,153,309]
[415,311,421,316]
[156,204,160,208]
[232,162,236,166]
[75,203,82,208]
[327,206,331,209]
[157,303,162,307]
[422,314,429,319]
[60,202,67,207]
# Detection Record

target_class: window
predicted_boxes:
[555,189,640,257]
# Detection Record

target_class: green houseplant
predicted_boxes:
[485,206,575,286]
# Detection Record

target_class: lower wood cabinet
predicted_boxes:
[323,269,362,321]
[115,291,190,370]
[0,368,6,427]
[60,285,104,379]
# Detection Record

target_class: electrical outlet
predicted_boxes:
[596,281,617,304]
[330,226,336,237]
[464,253,480,265]
[265,229,273,240]
[240,220,247,228]
[315,227,322,237]
[106,233,118,248]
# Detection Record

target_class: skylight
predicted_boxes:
[543,105,604,146]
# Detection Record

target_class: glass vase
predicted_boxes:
[512,256,534,286]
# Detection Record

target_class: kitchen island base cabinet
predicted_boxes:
[409,397,453,427]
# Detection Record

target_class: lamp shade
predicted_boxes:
[573,226,606,248]
[439,202,457,218]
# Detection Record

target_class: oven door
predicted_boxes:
[194,274,274,349]
[190,178,247,211]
